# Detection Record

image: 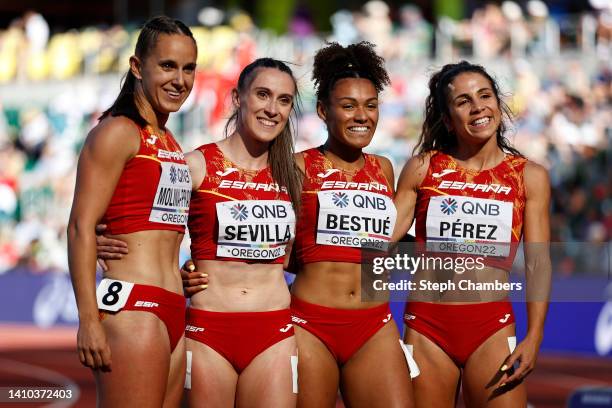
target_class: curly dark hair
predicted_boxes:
[312,41,390,102]
[415,60,522,157]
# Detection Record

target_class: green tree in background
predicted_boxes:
[254,0,296,34]
[435,0,463,20]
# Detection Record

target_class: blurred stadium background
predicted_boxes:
[0,0,610,406]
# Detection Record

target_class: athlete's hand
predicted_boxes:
[77,319,112,372]
[181,260,208,297]
[95,224,128,271]
[496,333,541,388]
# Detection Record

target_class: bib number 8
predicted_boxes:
[96,279,134,312]
[102,282,123,306]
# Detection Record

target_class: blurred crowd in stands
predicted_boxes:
[0,1,610,275]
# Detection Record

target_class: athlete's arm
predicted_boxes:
[67,117,140,371]
[95,224,128,271]
[498,161,551,387]
[391,154,430,242]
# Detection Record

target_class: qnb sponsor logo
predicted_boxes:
[432,169,457,178]
[158,149,185,160]
[317,169,341,179]
[279,323,293,333]
[169,166,178,184]
[291,316,307,325]
[186,325,205,333]
[437,180,512,195]
[219,179,287,193]
[321,180,388,192]
[499,313,511,323]
[230,203,249,221]
[332,192,349,208]
[216,168,239,177]
[134,301,159,308]
[440,197,458,215]
[169,165,190,185]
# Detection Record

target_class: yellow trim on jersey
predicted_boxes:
[418,186,449,196]
[197,190,238,201]
[134,154,161,163]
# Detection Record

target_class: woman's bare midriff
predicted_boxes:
[190,260,290,312]
[291,261,388,309]
[103,230,183,295]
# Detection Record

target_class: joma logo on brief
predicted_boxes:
[186,325,204,333]
[134,301,158,308]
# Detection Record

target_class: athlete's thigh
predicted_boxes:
[236,336,297,408]
[293,326,339,408]
[404,327,460,408]
[340,322,413,408]
[95,311,171,408]
[462,324,526,408]
[184,337,238,408]
[163,335,186,408]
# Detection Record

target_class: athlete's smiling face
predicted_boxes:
[318,78,379,150]
[235,67,296,144]
[132,33,197,114]
[444,71,502,145]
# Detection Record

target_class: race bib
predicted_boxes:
[216,200,295,260]
[149,162,191,225]
[96,278,134,312]
[316,190,396,250]
[426,195,513,257]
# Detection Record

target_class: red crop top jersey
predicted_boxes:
[294,147,397,265]
[188,143,295,264]
[415,151,527,271]
[102,124,191,235]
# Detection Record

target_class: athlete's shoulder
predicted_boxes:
[85,116,140,157]
[192,142,217,153]
[395,151,434,193]
[401,151,434,179]
[523,160,550,189]
[371,154,394,187]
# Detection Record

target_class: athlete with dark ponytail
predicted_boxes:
[393,61,550,407]
[68,16,197,407]
[290,42,414,408]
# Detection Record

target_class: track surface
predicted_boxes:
[1,325,611,407]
